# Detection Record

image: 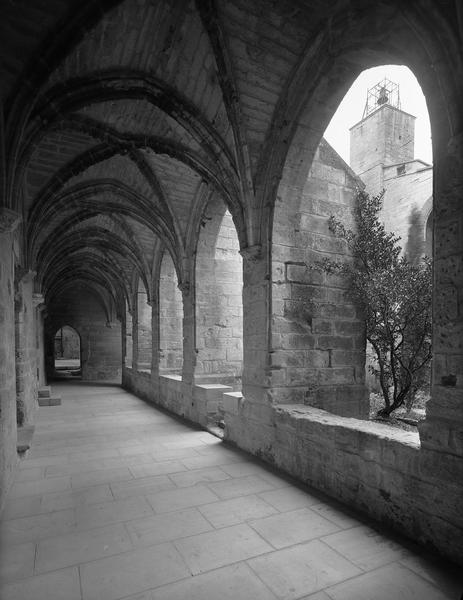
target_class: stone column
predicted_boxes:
[15,269,38,426]
[224,244,275,452]
[132,295,139,371]
[179,281,194,386]
[0,207,21,512]
[150,293,160,380]
[33,294,46,386]
[419,132,463,461]
[124,309,133,368]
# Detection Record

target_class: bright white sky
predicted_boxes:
[324,65,432,166]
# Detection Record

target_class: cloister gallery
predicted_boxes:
[0,1,462,597]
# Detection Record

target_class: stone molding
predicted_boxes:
[0,207,21,233]
[16,267,36,283]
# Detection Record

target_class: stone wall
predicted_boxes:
[123,367,234,430]
[381,162,432,250]
[0,220,19,513]
[14,274,38,426]
[272,138,368,417]
[222,400,463,565]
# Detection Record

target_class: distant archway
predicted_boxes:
[54,325,81,377]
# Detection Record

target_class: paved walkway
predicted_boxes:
[1,383,462,600]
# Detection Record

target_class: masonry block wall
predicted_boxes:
[195,198,243,383]
[46,289,121,381]
[159,253,183,374]
[14,275,38,426]
[271,138,368,417]
[381,164,432,250]
[0,222,19,513]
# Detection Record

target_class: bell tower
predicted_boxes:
[349,78,416,193]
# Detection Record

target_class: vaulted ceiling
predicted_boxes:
[1,0,459,319]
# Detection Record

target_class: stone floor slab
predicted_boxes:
[126,507,213,547]
[70,466,133,489]
[40,483,114,513]
[0,508,76,544]
[248,539,362,599]
[174,522,273,575]
[35,522,132,573]
[74,495,153,530]
[309,501,360,529]
[249,507,341,549]
[0,566,81,600]
[8,475,71,498]
[326,562,452,600]
[110,474,175,499]
[198,494,278,528]
[258,486,323,511]
[322,525,411,570]
[0,541,35,583]
[2,494,43,520]
[180,453,240,470]
[168,466,230,487]
[129,460,187,478]
[80,542,190,600]
[146,483,219,513]
[2,383,460,600]
[153,562,278,600]
[13,466,45,482]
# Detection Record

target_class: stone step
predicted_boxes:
[38,396,61,406]
[38,386,51,398]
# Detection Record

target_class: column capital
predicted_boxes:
[33,293,46,310]
[0,208,21,233]
[178,281,190,295]
[239,244,262,262]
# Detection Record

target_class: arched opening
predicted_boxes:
[322,65,433,423]
[159,252,183,375]
[53,325,82,378]
[195,197,243,389]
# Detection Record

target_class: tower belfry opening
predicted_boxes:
[362,77,401,118]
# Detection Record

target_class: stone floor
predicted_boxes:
[1,383,462,600]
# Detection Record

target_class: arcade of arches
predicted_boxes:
[0,0,462,567]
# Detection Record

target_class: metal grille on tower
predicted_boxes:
[362,78,401,118]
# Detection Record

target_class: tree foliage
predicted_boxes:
[316,189,432,417]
